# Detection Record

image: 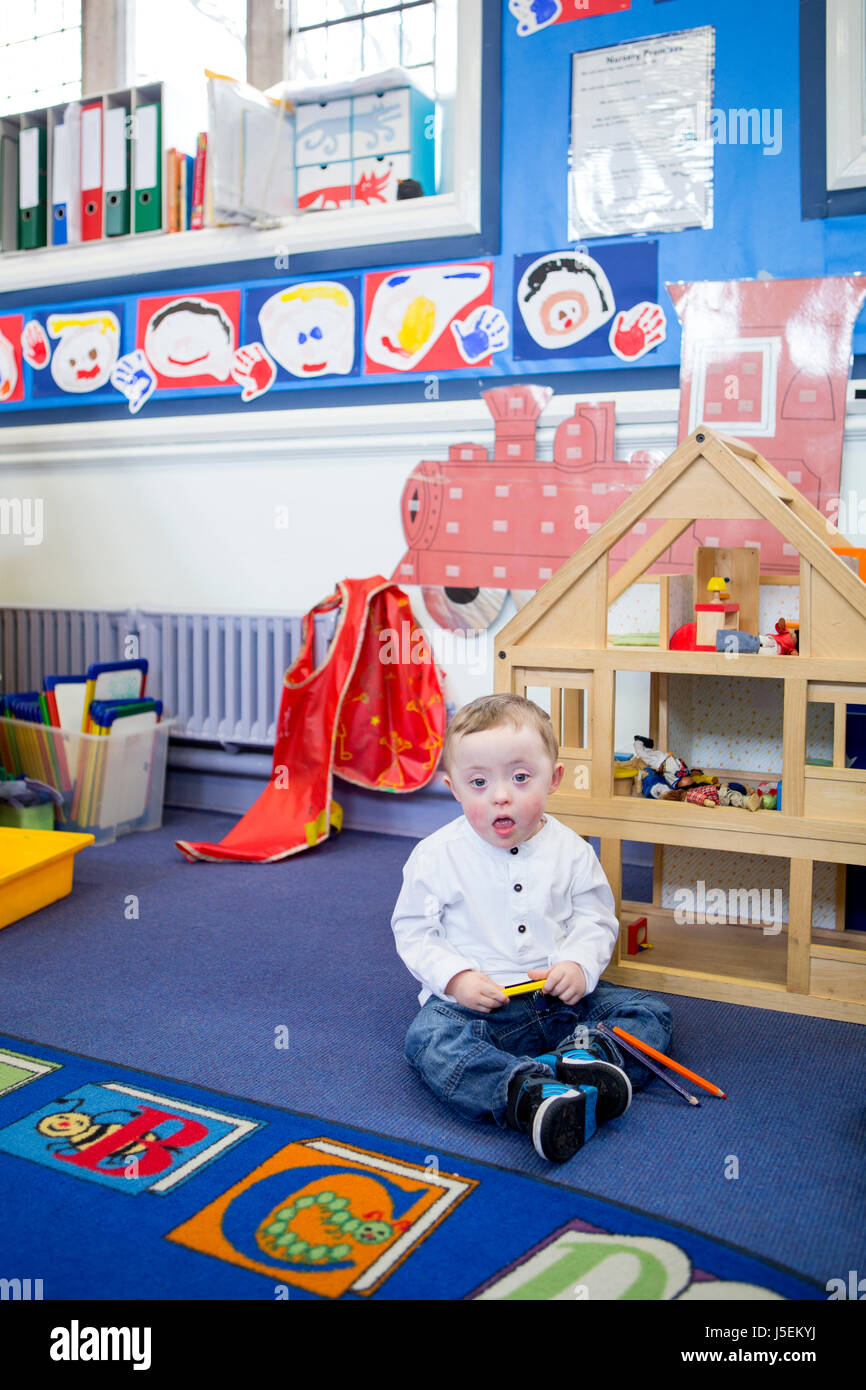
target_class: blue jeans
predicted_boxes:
[405,979,673,1127]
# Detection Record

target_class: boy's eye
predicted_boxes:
[469,778,486,788]
[514,772,530,783]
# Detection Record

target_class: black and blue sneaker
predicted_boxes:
[535,1034,631,1123]
[506,1074,598,1163]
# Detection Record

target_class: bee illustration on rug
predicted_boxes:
[37,1104,177,1168]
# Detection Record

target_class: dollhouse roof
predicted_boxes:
[498,425,866,654]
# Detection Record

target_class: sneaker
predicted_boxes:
[536,1040,631,1123]
[507,1075,598,1163]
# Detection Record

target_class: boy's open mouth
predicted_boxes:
[492,817,515,834]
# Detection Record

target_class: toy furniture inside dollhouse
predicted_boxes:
[495,427,866,1023]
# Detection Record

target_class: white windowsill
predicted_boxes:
[0,190,480,293]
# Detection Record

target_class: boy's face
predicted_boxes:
[443,722,564,850]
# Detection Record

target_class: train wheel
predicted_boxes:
[421,586,508,632]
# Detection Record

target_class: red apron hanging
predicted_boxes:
[176,576,445,863]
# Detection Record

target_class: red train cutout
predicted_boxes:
[392,385,662,628]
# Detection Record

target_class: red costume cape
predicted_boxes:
[176,576,445,863]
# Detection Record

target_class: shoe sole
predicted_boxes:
[531,1089,594,1163]
[556,1058,632,1123]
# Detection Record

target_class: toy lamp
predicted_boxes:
[695,576,739,650]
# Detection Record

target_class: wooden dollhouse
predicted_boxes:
[494,426,866,1023]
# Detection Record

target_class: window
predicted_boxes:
[0,0,82,116]
[288,0,457,196]
[133,0,246,91]
[1,0,495,292]
[825,0,866,191]
[290,1,440,98]
[801,0,866,217]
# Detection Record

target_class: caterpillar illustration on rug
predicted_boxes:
[256,1190,411,1266]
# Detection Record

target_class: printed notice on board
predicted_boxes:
[568,26,715,239]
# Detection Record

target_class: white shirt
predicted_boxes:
[391,813,619,1006]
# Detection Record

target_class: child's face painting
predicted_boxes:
[259,283,355,378]
[518,255,614,351]
[508,0,562,36]
[0,331,18,400]
[365,265,491,371]
[144,302,234,380]
[443,723,564,850]
[48,321,120,393]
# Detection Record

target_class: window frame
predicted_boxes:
[287,0,437,92]
[801,0,866,217]
[0,0,500,294]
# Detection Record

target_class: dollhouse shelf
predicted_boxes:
[495,426,866,1023]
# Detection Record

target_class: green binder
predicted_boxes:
[133,102,161,232]
[18,126,47,250]
[0,134,18,252]
[105,106,130,236]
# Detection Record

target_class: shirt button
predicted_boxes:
[514,883,523,892]
[518,924,527,933]
[510,847,518,855]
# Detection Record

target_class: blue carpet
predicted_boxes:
[0,808,863,1295]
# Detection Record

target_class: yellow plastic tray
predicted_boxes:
[0,828,94,930]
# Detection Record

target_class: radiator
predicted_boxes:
[0,605,336,748]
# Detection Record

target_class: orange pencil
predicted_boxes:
[611,1025,727,1098]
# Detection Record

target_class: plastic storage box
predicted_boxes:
[0,827,94,930]
[0,717,174,846]
[294,79,434,210]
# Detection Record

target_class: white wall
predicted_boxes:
[1,388,865,737]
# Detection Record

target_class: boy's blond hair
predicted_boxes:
[441,693,559,775]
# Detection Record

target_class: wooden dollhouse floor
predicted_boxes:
[618,903,789,987]
[609,902,866,1018]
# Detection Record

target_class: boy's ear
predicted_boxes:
[549,762,565,793]
[442,773,460,802]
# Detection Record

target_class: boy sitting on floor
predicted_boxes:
[391,693,673,1164]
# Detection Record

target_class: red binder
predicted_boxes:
[80,101,103,240]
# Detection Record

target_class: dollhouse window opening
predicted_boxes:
[524,678,590,757]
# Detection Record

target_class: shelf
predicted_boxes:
[505,645,866,684]
[0,192,477,293]
[617,904,788,988]
[551,795,866,862]
[604,903,866,1021]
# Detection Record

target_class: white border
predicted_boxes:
[826,0,866,191]
[0,0,482,294]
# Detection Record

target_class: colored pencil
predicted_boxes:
[610,1024,727,1098]
[597,1022,700,1106]
[502,979,546,997]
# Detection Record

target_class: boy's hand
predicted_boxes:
[446,970,509,1013]
[528,962,586,1006]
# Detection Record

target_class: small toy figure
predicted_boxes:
[765,619,799,655]
[716,619,800,656]
[757,780,778,809]
[717,784,761,811]
[682,784,719,807]
[706,576,731,603]
[631,736,697,797]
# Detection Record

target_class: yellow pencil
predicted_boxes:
[502,979,546,997]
